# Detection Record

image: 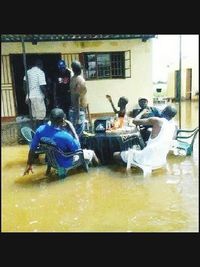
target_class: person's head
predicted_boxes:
[161,105,177,120]
[138,98,148,109]
[58,60,66,73]
[34,59,43,70]
[50,108,65,126]
[118,97,128,108]
[71,60,82,75]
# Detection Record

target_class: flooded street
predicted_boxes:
[1,101,199,232]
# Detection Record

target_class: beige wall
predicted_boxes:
[1,39,154,116]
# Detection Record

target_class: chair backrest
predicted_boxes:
[20,126,35,144]
[176,127,199,144]
[40,139,88,172]
[175,127,199,155]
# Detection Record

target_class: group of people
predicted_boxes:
[23,58,87,137]
[113,105,177,168]
[105,95,177,168]
[23,60,177,176]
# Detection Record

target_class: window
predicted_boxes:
[83,51,130,80]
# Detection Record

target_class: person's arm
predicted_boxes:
[23,130,41,175]
[23,149,36,175]
[63,119,79,142]
[39,85,46,96]
[74,81,84,125]
[38,70,47,99]
[134,108,150,120]
[106,95,118,114]
[77,94,80,124]
[132,117,158,127]
[23,80,30,104]
[23,81,27,94]
[40,85,50,106]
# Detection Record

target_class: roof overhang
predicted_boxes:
[1,34,156,43]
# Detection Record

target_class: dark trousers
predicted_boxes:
[55,96,70,119]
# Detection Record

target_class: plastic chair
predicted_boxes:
[20,126,45,154]
[172,127,199,156]
[126,148,166,177]
[39,139,89,179]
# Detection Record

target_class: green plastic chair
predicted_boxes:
[174,127,199,156]
[20,126,45,155]
[39,139,89,179]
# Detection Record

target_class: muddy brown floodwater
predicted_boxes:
[1,101,199,232]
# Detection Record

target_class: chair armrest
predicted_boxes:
[60,149,84,158]
[176,127,199,139]
[177,127,199,134]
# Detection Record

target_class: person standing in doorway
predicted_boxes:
[53,59,72,118]
[23,58,47,128]
[69,60,87,138]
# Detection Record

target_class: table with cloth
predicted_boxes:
[80,130,144,165]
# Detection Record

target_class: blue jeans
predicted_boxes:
[68,108,85,137]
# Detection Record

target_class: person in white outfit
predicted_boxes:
[113,105,177,168]
[23,59,47,127]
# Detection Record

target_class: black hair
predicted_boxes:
[161,105,177,120]
[50,108,65,125]
[118,96,128,106]
[138,98,148,103]
[71,60,82,75]
[34,58,43,68]
[138,98,148,109]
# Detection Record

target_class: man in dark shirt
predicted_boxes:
[132,98,161,118]
[53,60,72,118]
[132,98,161,143]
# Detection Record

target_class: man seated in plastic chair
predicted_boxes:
[23,108,99,178]
[113,105,177,176]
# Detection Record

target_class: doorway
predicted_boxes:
[175,70,180,101]
[186,68,192,100]
[10,53,61,116]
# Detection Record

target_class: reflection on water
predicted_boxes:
[1,101,199,232]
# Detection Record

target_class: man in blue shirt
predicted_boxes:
[24,108,99,175]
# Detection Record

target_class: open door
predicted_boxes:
[175,70,180,101]
[186,68,192,100]
[10,53,61,116]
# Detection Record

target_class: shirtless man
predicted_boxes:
[113,105,177,168]
[106,95,128,118]
[69,61,87,137]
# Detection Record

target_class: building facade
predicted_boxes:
[1,34,155,121]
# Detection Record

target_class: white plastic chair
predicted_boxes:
[126,148,166,177]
